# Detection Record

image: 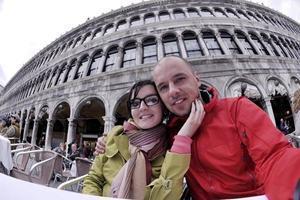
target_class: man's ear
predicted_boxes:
[194,71,201,86]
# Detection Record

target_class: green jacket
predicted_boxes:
[82,126,190,200]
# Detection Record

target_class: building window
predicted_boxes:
[182,31,203,58]
[236,32,257,55]
[74,55,89,79]
[162,34,180,56]
[279,38,295,58]
[187,8,199,17]
[287,40,299,58]
[47,69,57,88]
[159,11,170,21]
[256,13,267,23]
[144,13,155,24]
[173,9,185,19]
[261,34,280,56]
[220,31,242,55]
[237,10,249,20]
[200,8,214,17]
[142,37,157,64]
[73,37,82,48]
[104,24,114,35]
[130,16,142,27]
[202,31,223,56]
[271,35,288,57]
[247,11,259,22]
[87,50,102,76]
[93,28,102,39]
[64,60,77,82]
[66,40,73,50]
[60,44,66,54]
[122,42,136,68]
[103,46,118,72]
[55,65,66,85]
[117,20,127,31]
[214,8,227,17]
[226,9,239,18]
[82,33,92,44]
[249,33,269,55]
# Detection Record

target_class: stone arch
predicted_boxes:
[266,76,294,133]
[113,90,130,126]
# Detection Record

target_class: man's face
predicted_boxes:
[153,57,200,117]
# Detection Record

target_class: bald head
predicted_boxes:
[153,56,195,75]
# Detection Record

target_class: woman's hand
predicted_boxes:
[93,136,107,156]
[178,99,205,138]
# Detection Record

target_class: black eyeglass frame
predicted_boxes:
[129,94,160,109]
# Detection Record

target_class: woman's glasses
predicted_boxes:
[129,94,160,109]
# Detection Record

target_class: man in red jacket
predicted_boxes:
[151,56,300,200]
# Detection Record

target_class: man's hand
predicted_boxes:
[178,99,205,138]
[93,136,107,156]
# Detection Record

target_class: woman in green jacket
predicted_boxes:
[82,80,204,199]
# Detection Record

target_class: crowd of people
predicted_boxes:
[0,114,20,139]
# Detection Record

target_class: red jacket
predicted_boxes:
[167,88,300,200]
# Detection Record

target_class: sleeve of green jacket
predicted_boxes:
[145,151,190,200]
[82,154,106,196]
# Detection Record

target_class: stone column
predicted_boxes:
[177,35,188,59]
[215,32,230,55]
[70,60,79,80]
[232,33,247,55]
[270,39,284,57]
[102,116,116,135]
[136,41,143,65]
[66,118,77,147]
[258,35,272,56]
[31,119,39,146]
[245,35,260,55]
[197,33,209,56]
[83,56,93,77]
[22,118,30,142]
[19,111,25,140]
[157,38,164,60]
[45,119,54,150]
[264,96,276,125]
[115,46,124,70]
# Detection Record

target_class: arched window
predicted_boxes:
[130,16,142,27]
[142,37,157,64]
[220,31,242,55]
[187,8,199,17]
[249,33,269,55]
[87,50,102,76]
[73,37,82,48]
[55,65,66,85]
[104,24,114,35]
[237,10,249,20]
[122,42,137,68]
[173,9,185,19]
[226,9,239,18]
[117,20,127,31]
[47,68,57,88]
[261,34,280,56]
[256,13,267,24]
[279,38,295,58]
[162,34,180,56]
[144,13,155,24]
[247,11,259,22]
[60,44,66,54]
[82,33,92,44]
[214,8,227,18]
[236,32,257,55]
[200,8,214,17]
[270,35,288,57]
[67,40,73,50]
[287,40,299,59]
[202,31,223,55]
[93,28,102,39]
[291,41,300,58]
[64,60,77,82]
[182,31,203,58]
[159,11,170,21]
[74,55,89,79]
[103,46,118,72]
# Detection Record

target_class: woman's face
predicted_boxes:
[130,85,163,129]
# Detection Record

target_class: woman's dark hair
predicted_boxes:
[127,80,158,117]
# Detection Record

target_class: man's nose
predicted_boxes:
[169,83,180,97]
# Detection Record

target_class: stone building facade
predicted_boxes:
[0,0,299,150]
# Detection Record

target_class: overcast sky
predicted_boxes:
[0,0,299,87]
